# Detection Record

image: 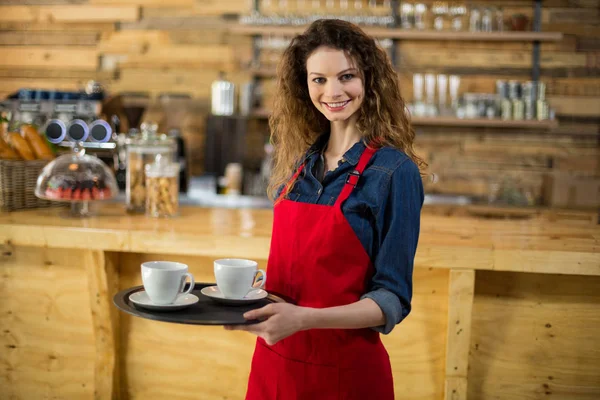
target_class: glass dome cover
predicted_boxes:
[35,144,118,203]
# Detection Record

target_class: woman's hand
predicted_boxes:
[224,303,311,345]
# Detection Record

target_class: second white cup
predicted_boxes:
[214,258,266,299]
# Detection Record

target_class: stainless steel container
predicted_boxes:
[211,72,236,116]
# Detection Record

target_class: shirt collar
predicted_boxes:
[305,132,366,166]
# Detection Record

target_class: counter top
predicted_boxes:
[1,203,598,276]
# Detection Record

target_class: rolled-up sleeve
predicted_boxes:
[361,158,424,334]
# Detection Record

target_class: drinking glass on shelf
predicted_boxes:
[366,0,378,25]
[352,0,365,24]
[469,7,481,32]
[413,73,426,117]
[431,1,449,31]
[381,0,394,26]
[449,2,467,31]
[340,0,350,20]
[414,3,428,30]
[325,0,335,18]
[401,2,415,29]
[495,7,504,32]
[277,0,290,25]
[481,7,493,32]
[425,74,437,116]
[437,74,448,114]
[449,75,460,111]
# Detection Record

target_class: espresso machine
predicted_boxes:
[0,83,129,188]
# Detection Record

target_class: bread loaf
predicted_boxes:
[21,124,54,160]
[7,132,35,160]
[0,136,20,160]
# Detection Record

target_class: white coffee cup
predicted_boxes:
[141,261,195,305]
[214,258,266,299]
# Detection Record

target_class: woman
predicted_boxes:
[225,19,425,399]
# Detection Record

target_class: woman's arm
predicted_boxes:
[224,298,385,345]
[303,297,385,330]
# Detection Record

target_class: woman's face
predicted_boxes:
[306,46,364,123]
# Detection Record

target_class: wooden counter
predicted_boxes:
[1,204,599,399]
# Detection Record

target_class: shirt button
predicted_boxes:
[317,188,322,195]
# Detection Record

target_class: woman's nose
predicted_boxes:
[324,81,343,99]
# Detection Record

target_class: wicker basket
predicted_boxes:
[0,159,62,212]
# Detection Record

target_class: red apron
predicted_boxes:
[246,145,394,400]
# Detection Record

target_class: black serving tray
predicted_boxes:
[113,282,287,326]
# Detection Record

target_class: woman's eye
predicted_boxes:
[340,74,354,81]
[312,77,325,84]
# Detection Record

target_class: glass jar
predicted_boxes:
[126,122,176,214]
[145,154,180,218]
[464,93,478,119]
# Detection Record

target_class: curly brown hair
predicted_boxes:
[267,19,426,200]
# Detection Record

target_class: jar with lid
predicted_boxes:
[145,154,180,218]
[126,122,176,214]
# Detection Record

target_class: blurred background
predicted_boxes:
[0,0,598,209]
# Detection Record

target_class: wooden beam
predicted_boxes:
[0,6,140,23]
[0,68,114,80]
[0,21,115,32]
[85,250,121,400]
[98,30,170,54]
[548,96,600,117]
[444,270,475,400]
[90,0,194,6]
[0,31,99,46]
[0,47,98,70]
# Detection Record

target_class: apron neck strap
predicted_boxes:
[334,145,377,208]
[275,163,306,204]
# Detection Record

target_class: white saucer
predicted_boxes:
[200,286,268,305]
[129,291,199,311]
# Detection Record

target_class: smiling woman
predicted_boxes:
[225,19,426,400]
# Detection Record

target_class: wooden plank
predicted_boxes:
[118,45,236,69]
[0,68,114,80]
[111,68,249,98]
[546,78,600,97]
[98,30,170,54]
[230,25,563,42]
[0,47,98,70]
[469,271,600,399]
[0,6,140,23]
[85,250,120,400]
[120,15,231,30]
[445,376,467,400]
[0,21,116,32]
[91,0,194,6]
[398,39,577,52]
[0,78,81,95]
[0,246,96,398]
[0,0,86,4]
[546,7,600,24]
[444,270,475,400]
[399,50,587,69]
[548,96,600,117]
[412,117,558,130]
[0,31,99,46]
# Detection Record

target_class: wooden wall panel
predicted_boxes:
[0,5,140,22]
[469,271,600,399]
[0,246,96,399]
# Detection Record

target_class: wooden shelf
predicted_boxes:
[249,111,558,130]
[231,25,563,42]
[410,117,559,129]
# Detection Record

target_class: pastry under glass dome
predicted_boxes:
[35,143,118,217]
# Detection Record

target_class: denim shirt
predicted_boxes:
[284,134,424,334]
